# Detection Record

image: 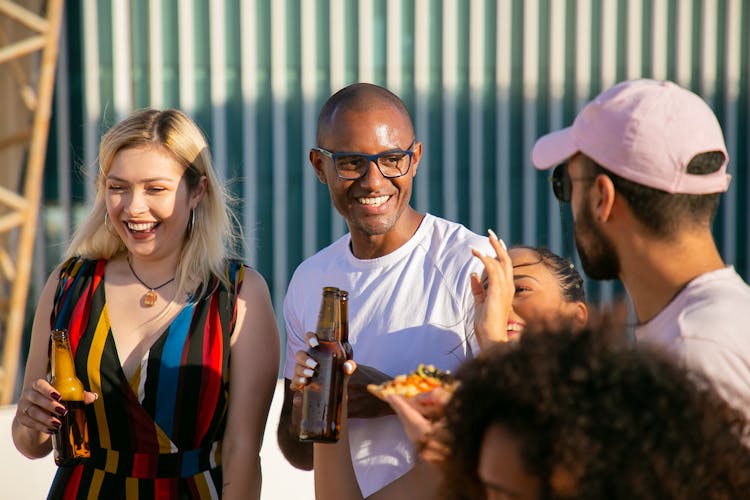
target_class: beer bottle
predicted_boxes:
[338,290,353,361]
[299,287,347,442]
[50,329,90,466]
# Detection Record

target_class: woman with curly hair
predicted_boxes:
[442,321,750,499]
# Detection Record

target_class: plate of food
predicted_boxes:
[367,363,458,401]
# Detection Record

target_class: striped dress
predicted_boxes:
[47,257,244,499]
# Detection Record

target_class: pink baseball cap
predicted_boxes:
[531,79,731,194]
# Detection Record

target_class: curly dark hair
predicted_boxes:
[440,318,750,499]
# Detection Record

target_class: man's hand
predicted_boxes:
[346,364,393,418]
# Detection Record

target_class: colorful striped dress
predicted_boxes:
[47,257,244,499]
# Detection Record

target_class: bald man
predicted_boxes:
[278,83,491,498]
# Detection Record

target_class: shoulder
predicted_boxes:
[417,215,490,270]
[287,234,351,284]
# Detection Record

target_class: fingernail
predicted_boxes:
[47,428,58,435]
[308,336,319,347]
[297,377,307,386]
[50,392,61,402]
[93,393,99,401]
[305,358,318,369]
[343,361,355,373]
[51,421,61,430]
[470,246,485,258]
[54,406,67,416]
[500,239,507,250]
[488,228,498,241]
[303,368,315,377]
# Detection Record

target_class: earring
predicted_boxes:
[187,209,195,236]
[104,212,115,234]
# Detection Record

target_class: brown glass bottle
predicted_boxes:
[50,329,90,466]
[299,287,347,442]
[338,290,353,361]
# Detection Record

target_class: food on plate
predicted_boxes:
[367,364,457,401]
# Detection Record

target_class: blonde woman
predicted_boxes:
[12,109,279,499]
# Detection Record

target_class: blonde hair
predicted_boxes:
[66,108,240,299]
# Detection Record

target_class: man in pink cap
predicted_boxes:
[532,78,750,413]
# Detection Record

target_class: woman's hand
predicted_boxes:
[16,378,98,435]
[388,391,451,465]
[470,229,515,349]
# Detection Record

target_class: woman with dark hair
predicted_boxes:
[470,229,588,348]
[442,321,750,499]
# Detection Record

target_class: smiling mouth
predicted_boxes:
[127,221,158,233]
[507,322,524,335]
[357,195,391,207]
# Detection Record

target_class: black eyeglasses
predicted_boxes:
[312,141,416,180]
[550,163,602,202]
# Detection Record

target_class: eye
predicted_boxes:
[107,183,125,192]
[379,153,406,168]
[336,155,368,171]
[147,186,167,193]
[514,284,532,295]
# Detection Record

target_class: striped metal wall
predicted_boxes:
[41,0,750,322]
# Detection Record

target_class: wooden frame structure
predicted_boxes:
[0,0,63,404]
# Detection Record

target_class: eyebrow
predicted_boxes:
[106,175,176,183]
[512,273,542,284]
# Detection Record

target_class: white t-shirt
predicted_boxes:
[636,266,750,413]
[283,213,491,496]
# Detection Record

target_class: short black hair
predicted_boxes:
[441,316,750,499]
[581,152,724,237]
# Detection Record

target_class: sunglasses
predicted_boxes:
[550,163,602,202]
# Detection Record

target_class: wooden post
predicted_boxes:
[0,0,64,404]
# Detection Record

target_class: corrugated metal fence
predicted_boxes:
[41,0,749,327]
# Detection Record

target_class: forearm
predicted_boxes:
[11,417,52,459]
[368,461,440,500]
[313,399,362,500]
[277,382,314,470]
[221,446,261,500]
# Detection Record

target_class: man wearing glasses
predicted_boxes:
[532,79,750,415]
[278,83,491,497]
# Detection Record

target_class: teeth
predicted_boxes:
[506,323,524,332]
[128,222,156,232]
[357,195,390,207]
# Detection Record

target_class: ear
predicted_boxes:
[310,149,328,184]
[190,175,207,208]
[572,302,588,329]
[591,174,616,223]
[410,141,423,177]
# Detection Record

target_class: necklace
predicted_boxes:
[127,257,176,307]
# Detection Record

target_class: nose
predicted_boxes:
[125,189,148,216]
[356,160,388,189]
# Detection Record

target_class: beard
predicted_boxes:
[574,198,620,281]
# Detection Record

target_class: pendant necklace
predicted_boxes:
[127,257,176,307]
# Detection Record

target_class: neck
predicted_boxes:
[126,253,180,287]
[348,209,424,259]
[618,229,725,323]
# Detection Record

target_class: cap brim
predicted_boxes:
[531,127,578,170]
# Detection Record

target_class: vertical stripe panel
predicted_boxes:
[413,0,430,214]
[301,0,318,259]
[359,0,375,83]
[148,1,164,108]
[111,0,132,120]
[178,1,196,113]
[82,0,100,203]
[442,0,458,222]
[522,0,538,245]
[209,0,228,180]
[495,0,511,239]
[240,0,258,266]
[271,0,288,318]
[723,0,741,266]
[468,0,484,233]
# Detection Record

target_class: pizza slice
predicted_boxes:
[367,363,457,401]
